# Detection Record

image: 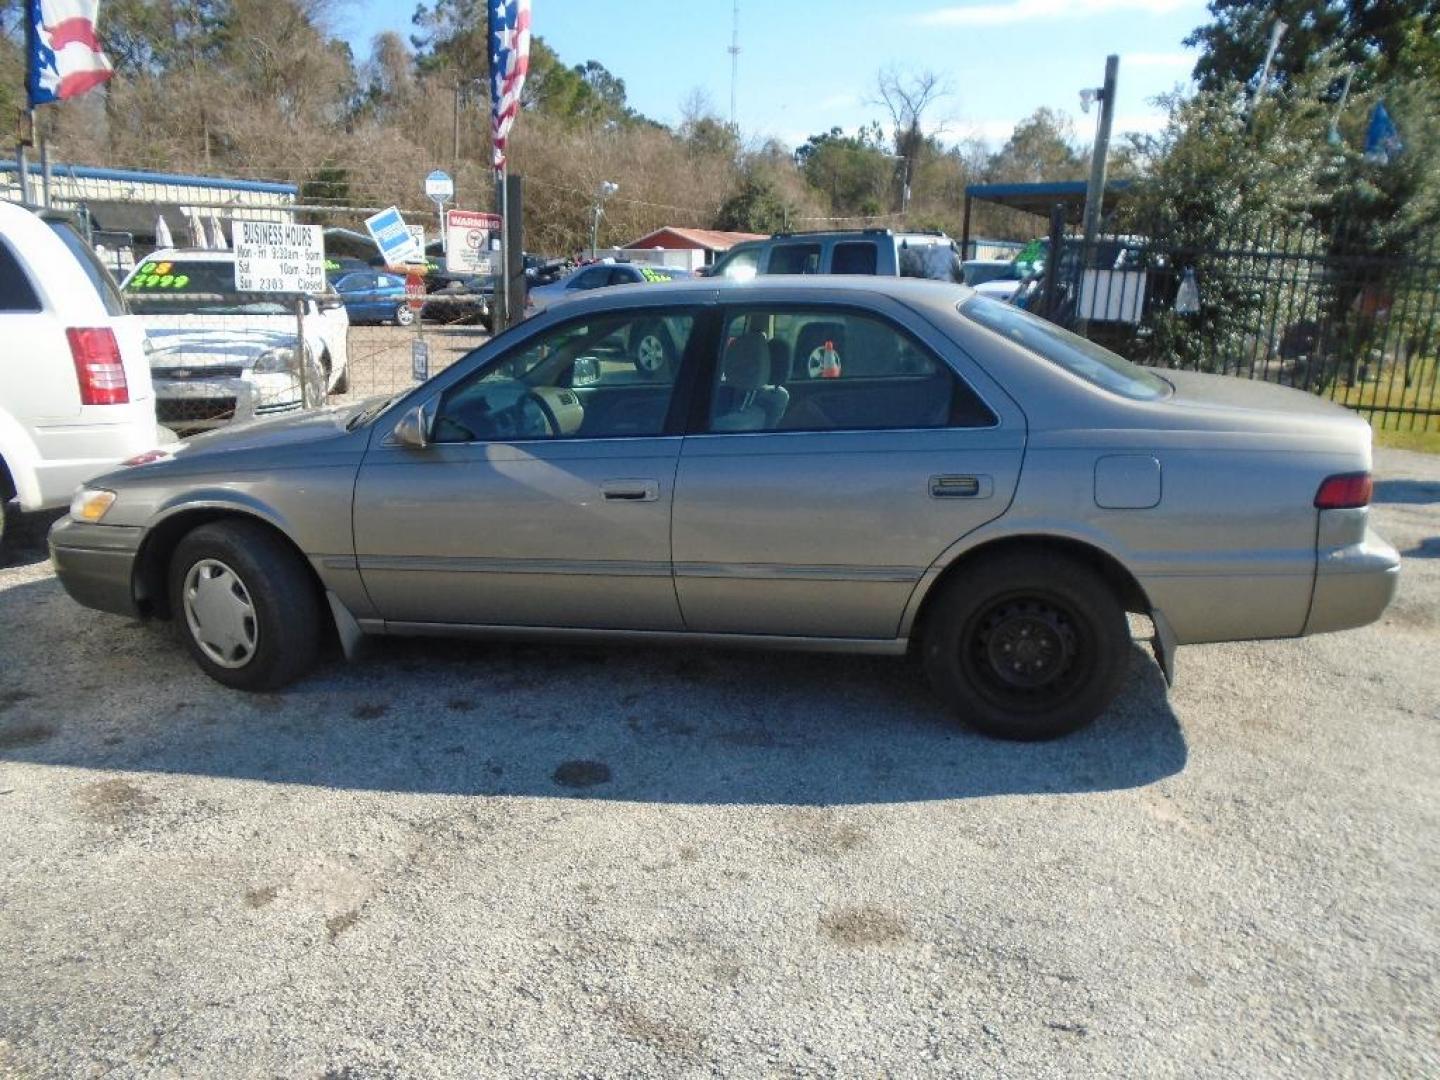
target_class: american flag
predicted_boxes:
[489,0,531,171]
[27,0,114,107]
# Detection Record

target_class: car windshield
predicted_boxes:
[961,296,1170,401]
[123,258,290,315]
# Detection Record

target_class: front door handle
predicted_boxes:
[601,479,659,502]
[930,474,993,499]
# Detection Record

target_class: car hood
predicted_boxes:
[175,399,373,455]
[143,322,296,367]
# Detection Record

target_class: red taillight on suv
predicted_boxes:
[1314,471,1373,510]
[67,327,129,405]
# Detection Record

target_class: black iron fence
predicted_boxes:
[1030,216,1440,432]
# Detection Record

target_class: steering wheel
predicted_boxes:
[522,389,561,437]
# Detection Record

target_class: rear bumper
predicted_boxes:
[1304,527,1401,635]
[22,416,161,510]
[48,517,143,618]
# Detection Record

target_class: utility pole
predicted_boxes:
[1078,54,1119,332]
[453,82,462,169]
[728,0,740,130]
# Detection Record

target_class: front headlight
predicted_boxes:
[252,345,310,375]
[70,488,117,523]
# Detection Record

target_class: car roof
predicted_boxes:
[547,273,977,316]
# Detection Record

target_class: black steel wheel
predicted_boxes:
[922,549,1130,740]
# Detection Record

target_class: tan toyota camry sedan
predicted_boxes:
[50,277,1399,740]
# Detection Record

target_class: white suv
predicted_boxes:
[0,203,160,554]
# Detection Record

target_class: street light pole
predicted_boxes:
[590,180,618,259]
[1078,54,1119,334]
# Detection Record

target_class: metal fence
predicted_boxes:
[1032,215,1440,432]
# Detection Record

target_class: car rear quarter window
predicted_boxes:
[0,239,42,312]
[831,242,879,275]
[962,295,1170,400]
[46,220,127,317]
[767,244,821,275]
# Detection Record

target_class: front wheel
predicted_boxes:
[169,520,322,691]
[395,303,416,327]
[921,549,1130,740]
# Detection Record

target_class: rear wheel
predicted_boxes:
[0,460,14,564]
[169,520,321,691]
[921,549,1130,740]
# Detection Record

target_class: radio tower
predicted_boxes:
[728,0,741,130]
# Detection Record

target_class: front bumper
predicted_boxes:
[48,517,144,618]
[154,373,304,433]
[1304,525,1401,635]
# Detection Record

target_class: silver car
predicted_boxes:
[49,277,1399,740]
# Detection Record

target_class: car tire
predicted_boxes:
[921,549,1129,740]
[0,499,14,565]
[169,520,322,691]
[395,304,416,327]
[631,322,675,379]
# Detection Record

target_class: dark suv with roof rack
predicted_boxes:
[707,228,962,283]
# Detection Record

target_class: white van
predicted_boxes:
[0,202,160,554]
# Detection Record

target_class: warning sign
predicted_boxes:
[446,210,501,275]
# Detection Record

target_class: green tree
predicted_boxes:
[715,173,791,233]
[1186,1,1440,93]
[984,108,1084,184]
[794,125,893,217]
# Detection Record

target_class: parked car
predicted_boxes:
[122,250,351,433]
[963,258,1025,301]
[421,273,492,328]
[0,202,160,556]
[708,228,962,283]
[331,268,412,326]
[49,277,1398,740]
[526,261,689,315]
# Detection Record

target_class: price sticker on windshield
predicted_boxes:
[233,220,327,294]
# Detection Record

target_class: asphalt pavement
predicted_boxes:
[0,448,1436,1078]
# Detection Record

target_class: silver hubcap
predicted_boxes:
[397,305,415,326]
[636,334,665,372]
[183,559,259,669]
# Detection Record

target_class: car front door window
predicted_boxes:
[433,311,697,443]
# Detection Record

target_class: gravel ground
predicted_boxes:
[340,324,489,403]
[0,448,1436,1078]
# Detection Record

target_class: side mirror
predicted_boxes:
[572,356,600,387]
[389,403,432,449]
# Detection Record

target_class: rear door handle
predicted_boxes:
[930,474,993,499]
[601,479,660,502]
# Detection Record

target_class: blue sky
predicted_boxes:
[341,0,1212,150]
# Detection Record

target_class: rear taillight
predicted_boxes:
[1314,471,1372,510]
[67,327,129,405]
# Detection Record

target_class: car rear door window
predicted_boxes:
[767,244,821,275]
[0,240,41,312]
[831,242,878,275]
[707,307,995,433]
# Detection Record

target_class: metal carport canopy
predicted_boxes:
[960,180,1131,249]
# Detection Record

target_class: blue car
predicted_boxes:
[331,269,414,326]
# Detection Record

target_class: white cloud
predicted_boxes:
[917,0,1196,28]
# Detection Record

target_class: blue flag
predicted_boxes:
[1364,101,1402,165]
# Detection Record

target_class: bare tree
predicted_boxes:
[871,67,951,214]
